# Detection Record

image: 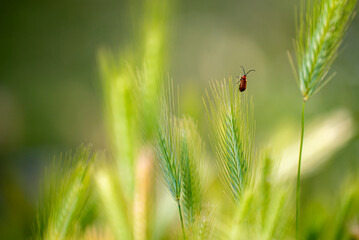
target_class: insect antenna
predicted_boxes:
[240,66,246,76]
[245,69,255,75]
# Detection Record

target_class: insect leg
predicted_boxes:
[236,76,241,84]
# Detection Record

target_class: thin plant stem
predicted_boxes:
[296,100,306,239]
[177,198,187,240]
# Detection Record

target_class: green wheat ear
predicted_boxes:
[155,82,213,239]
[179,117,205,227]
[33,146,95,240]
[292,0,357,100]
[204,78,255,203]
[154,84,187,238]
[155,82,182,202]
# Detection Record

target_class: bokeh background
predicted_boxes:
[1,0,359,238]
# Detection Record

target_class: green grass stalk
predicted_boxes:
[296,100,306,238]
[292,0,357,237]
[177,198,187,240]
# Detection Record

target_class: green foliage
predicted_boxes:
[189,207,215,240]
[204,78,255,203]
[180,118,205,227]
[291,0,357,236]
[300,175,359,239]
[293,0,357,100]
[155,85,213,239]
[222,152,292,240]
[140,0,172,139]
[28,0,359,239]
[33,146,95,240]
[98,0,173,202]
[98,52,138,197]
[156,111,182,201]
[96,2,174,239]
[154,93,187,238]
[95,166,133,240]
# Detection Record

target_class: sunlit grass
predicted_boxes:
[30,0,359,239]
[290,0,357,236]
[33,146,95,240]
[204,78,255,204]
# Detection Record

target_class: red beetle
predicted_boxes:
[237,66,255,92]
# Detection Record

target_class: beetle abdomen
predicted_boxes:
[239,78,247,92]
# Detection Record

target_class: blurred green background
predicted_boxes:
[1,0,359,238]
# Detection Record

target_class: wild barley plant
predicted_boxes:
[96,0,173,239]
[30,0,359,239]
[290,0,357,237]
[203,79,291,239]
[203,79,291,240]
[33,146,95,239]
[226,153,292,240]
[179,119,205,226]
[155,94,184,237]
[204,78,255,204]
[180,118,214,239]
[155,86,213,239]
